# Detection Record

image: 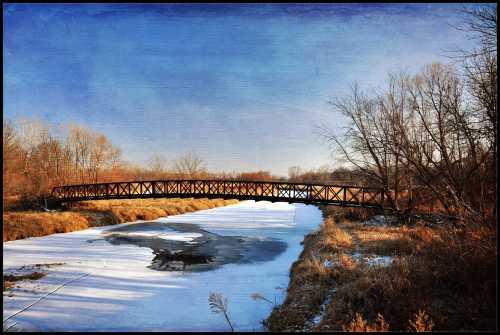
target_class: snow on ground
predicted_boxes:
[157,200,298,234]
[111,231,203,242]
[311,291,335,327]
[363,214,399,226]
[352,252,394,267]
[350,215,396,267]
[3,200,323,331]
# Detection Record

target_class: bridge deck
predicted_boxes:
[52,180,388,209]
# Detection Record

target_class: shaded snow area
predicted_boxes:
[364,214,399,226]
[323,254,393,269]
[311,291,335,327]
[352,215,396,268]
[353,252,394,267]
[3,201,323,331]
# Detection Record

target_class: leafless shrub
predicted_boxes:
[409,310,435,332]
[174,152,207,179]
[343,313,389,332]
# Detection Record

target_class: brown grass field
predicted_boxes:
[3,198,238,242]
[264,206,497,331]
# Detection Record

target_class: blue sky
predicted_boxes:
[3,4,480,176]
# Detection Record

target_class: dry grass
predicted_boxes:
[320,205,376,222]
[3,272,46,291]
[71,198,237,223]
[3,212,89,242]
[343,313,390,332]
[265,206,497,331]
[3,198,238,242]
[264,216,356,331]
[346,223,418,255]
[317,217,353,253]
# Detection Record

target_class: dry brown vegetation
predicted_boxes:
[3,272,46,291]
[3,198,238,242]
[71,198,238,223]
[3,212,90,242]
[263,9,495,331]
[265,206,497,331]
[263,208,365,331]
[347,223,417,255]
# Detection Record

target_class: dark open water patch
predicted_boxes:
[100,221,287,272]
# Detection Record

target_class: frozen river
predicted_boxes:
[3,200,323,331]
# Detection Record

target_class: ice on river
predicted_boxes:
[3,200,323,331]
[115,231,203,242]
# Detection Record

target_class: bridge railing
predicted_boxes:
[51,179,386,208]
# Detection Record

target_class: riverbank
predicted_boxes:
[264,206,497,331]
[3,198,238,242]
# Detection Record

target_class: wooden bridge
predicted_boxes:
[51,180,389,209]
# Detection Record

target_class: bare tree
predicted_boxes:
[449,4,496,220]
[89,134,121,183]
[318,4,496,223]
[460,5,497,55]
[321,84,400,209]
[67,125,92,184]
[66,125,122,184]
[322,61,494,221]
[148,153,168,178]
[174,152,207,178]
[397,64,481,216]
[288,166,303,182]
[3,120,24,201]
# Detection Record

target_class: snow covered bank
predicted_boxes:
[3,200,323,331]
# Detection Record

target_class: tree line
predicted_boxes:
[2,119,215,207]
[2,118,298,208]
[3,119,121,207]
[3,117,366,210]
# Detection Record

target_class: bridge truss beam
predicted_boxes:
[52,180,389,209]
